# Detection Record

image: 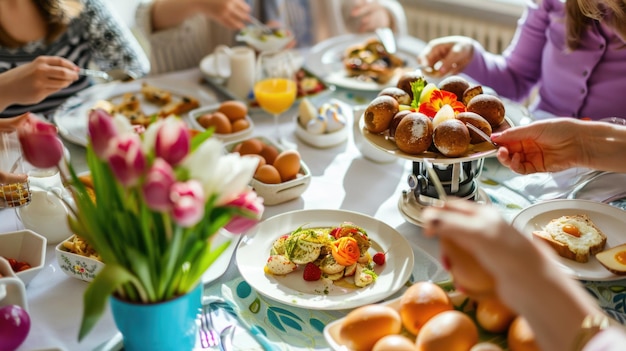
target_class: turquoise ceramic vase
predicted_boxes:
[110,284,202,351]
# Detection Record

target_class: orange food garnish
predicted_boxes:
[418,90,466,118]
[331,237,360,266]
[562,224,581,237]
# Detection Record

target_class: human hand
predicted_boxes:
[200,0,251,30]
[0,56,78,107]
[350,1,392,33]
[422,199,555,306]
[417,36,475,78]
[491,118,586,174]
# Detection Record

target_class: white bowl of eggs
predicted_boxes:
[295,98,350,148]
[225,137,311,205]
[187,100,254,143]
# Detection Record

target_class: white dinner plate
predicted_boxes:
[201,229,241,285]
[304,34,425,91]
[53,79,215,146]
[511,199,626,281]
[235,209,415,310]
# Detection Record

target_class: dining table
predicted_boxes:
[3,36,626,351]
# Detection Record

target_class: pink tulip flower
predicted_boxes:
[88,109,118,159]
[155,118,190,166]
[142,158,176,212]
[223,191,264,234]
[170,180,205,227]
[107,134,146,187]
[17,114,64,169]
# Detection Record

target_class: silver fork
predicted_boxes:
[199,303,220,348]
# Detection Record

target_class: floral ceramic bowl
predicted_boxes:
[55,237,104,282]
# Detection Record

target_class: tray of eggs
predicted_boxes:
[295,98,350,148]
[360,74,514,164]
[187,100,254,143]
[324,280,538,351]
[224,137,311,205]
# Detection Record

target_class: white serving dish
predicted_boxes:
[225,137,311,205]
[55,237,105,282]
[0,230,46,286]
[187,104,254,143]
[0,257,28,311]
[294,122,349,149]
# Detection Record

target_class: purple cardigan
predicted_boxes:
[464,0,626,120]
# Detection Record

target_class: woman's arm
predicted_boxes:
[492,118,626,174]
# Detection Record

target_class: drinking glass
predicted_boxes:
[0,127,31,209]
[254,50,298,148]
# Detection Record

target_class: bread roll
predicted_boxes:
[393,112,433,154]
[462,85,483,106]
[438,75,470,102]
[397,70,425,99]
[433,119,470,157]
[389,110,412,138]
[364,95,399,133]
[467,94,506,128]
[378,87,412,105]
[456,111,492,144]
[339,304,402,351]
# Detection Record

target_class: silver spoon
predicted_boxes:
[465,122,498,148]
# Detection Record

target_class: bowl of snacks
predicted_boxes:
[225,137,311,205]
[0,230,46,286]
[236,26,293,53]
[55,234,104,282]
[187,100,254,143]
[295,98,350,148]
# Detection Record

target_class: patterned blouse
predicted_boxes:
[0,0,150,118]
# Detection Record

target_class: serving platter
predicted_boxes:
[53,79,215,146]
[235,209,414,310]
[358,115,515,164]
[512,199,626,281]
[304,33,425,92]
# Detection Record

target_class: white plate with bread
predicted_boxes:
[512,199,626,281]
[305,34,424,91]
[54,79,215,146]
[236,209,415,310]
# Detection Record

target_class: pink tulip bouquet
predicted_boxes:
[18,111,263,340]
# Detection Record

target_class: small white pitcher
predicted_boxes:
[213,45,256,100]
[17,169,73,245]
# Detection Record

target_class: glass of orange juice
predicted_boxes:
[254,50,298,147]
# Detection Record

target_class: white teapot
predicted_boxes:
[17,169,73,245]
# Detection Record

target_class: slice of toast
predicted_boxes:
[532,214,606,263]
[596,244,626,275]
[157,96,199,118]
[141,83,172,105]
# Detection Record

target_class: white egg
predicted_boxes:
[306,114,327,134]
[264,255,297,275]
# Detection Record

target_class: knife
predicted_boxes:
[464,122,499,148]
[375,27,397,54]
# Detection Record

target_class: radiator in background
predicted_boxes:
[405,7,516,54]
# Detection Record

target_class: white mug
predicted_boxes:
[213,45,256,100]
[0,257,28,312]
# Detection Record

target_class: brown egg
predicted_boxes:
[373,334,417,351]
[243,154,266,172]
[507,316,540,351]
[199,112,232,134]
[196,113,213,129]
[238,138,264,155]
[218,100,248,121]
[254,165,281,184]
[475,297,516,333]
[259,144,279,165]
[400,281,453,335]
[232,118,250,133]
[415,310,479,351]
[273,150,301,182]
[339,304,403,351]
